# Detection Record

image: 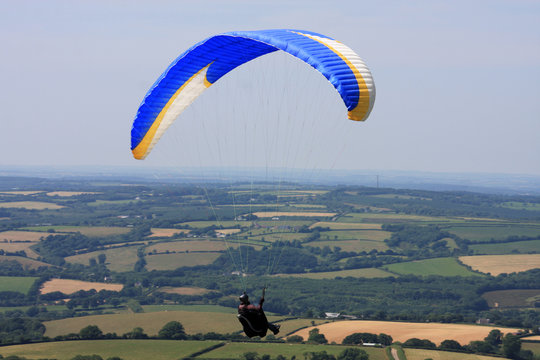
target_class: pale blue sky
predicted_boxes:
[1,0,539,175]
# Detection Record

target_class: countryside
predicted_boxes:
[0,176,538,359]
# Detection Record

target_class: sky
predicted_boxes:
[1,0,540,176]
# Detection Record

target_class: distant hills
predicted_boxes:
[2,165,540,195]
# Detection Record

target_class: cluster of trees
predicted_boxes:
[327,187,540,221]
[52,322,258,344]
[211,246,318,275]
[53,321,186,342]
[0,316,45,345]
[402,330,534,360]
[342,332,392,346]
[241,348,369,360]
[34,225,154,266]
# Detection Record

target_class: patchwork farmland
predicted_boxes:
[0,177,539,359]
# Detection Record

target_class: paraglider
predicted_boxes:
[130,29,376,338]
[131,29,375,160]
[237,288,280,338]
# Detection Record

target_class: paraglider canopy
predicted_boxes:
[131,29,376,160]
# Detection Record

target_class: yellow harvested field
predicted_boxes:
[310,222,382,230]
[252,211,336,218]
[0,255,50,269]
[0,242,39,258]
[46,191,99,197]
[459,254,540,275]
[0,231,45,242]
[525,335,540,340]
[40,279,123,295]
[290,321,522,345]
[0,201,64,210]
[157,286,213,295]
[148,228,190,237]
[0,191,43,195]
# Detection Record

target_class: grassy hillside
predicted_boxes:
[0,340,220,360]
[43,311,286,338]
[274,267,394,279]
[446,224,540,242]
[205,342,386,359]
[404,348,507,360]
[470,239,540,254]
[482,289,540,308]
[0,276,38,293]
[383,257,483,277]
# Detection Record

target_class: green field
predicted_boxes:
[337,212,451,224]
[383,257,483,277]
[275,267,394,279]
[246,228,301,237]
[249,232,308,242]
[310,222,383,230]
[0,339,509,360]
[23,225,131,237]
[0,340,219,360]
[522,342,540,356]
[142,304,236,313]
[305,239,389,252]
[274,318,329,334]
[179,220,251,228]
[256,220,314,227]
[0,304,67,313]
[43,311,287,338]
[316,230,391,241]
[221,203,284,208]
[470,239,540,254]
[0,276,38,294]
[369,194,431,200]
[404,348,505,360]
[205,342,386,360]
[482,289,540,308]
[145,252,221,270]
[88,199,141,206]
[0,255,51,269]
[501,201,540,211]
[288,204,327,208]
[65,246,140,272]
[146,239,230,253]
[446,224,540,242]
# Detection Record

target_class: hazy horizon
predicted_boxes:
[1,0,539,176]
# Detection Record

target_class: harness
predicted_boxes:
[237,314,268,338]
